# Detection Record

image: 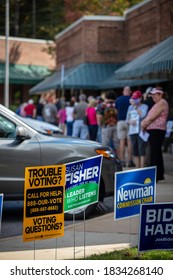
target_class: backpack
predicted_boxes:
[102,102,117,126]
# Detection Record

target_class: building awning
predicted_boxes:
[114,36,173,80]
[0,63,51,85]
[100,73,169,89]
[29,63,122,93]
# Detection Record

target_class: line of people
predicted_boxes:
[16,92,99,139]
[96,86,169,183]
[16,86,169,182]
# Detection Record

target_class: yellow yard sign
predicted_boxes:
[23,165,66,242]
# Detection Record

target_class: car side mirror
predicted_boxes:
[16,126,30,141]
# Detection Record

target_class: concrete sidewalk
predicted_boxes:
[0,213,139,260]
[0,153,172,260]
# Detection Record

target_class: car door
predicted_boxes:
[0,113,41,199]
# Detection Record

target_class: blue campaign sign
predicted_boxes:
[0,193,4,234]
[65,155,103,212]
[139,203,173,252]
[114,166,156,220]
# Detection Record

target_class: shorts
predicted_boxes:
[117,120,129,140]
[130,134,147,156]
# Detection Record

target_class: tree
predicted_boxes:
[64,0,143,25]
[0,0,143,40]
[0,0,66,40]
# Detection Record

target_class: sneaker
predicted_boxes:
[128,160,135,167]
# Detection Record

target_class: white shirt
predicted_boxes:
[65,106,74,122]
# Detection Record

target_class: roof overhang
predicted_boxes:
[100,74,169,89]
[0,63,51,85]
[29,63,122,94]
[114,36,173,80]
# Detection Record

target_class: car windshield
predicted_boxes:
[0,114,16,138]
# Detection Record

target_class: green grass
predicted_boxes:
[84,247,173,260]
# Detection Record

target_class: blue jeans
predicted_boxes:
[72,120,89,139]
[66,121,73,136]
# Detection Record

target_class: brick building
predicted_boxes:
[1,0,173,112]
[30,0,173,101]
[0,36,55,106]
[55,15,125,70]
[55,0,173,69]
[124,0,173,61]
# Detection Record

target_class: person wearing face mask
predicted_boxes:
[126,90,148,168]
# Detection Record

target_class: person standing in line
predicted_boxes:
[85,99,98,141]
[35,93,46,121]
[95,95,105,143]
[72,93,89,139]
[115,86,135,167]
[141,87,169,182]
[142,87,155,166]
[65,99,75,136]
[143,87,155,110]
[96,90,118,152]
[24,99,36,118]
[42,94,58,125]
[16,102,27,117]
[57,101,66,134]
[126,90,148,168]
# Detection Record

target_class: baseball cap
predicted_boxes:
[131,90,142,99]
[150,88,164,95]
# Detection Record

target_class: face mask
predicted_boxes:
[133,98,141,105]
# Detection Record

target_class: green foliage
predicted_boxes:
[0,0,143,40]
[0,0,66,40]
[64,0,143,20]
